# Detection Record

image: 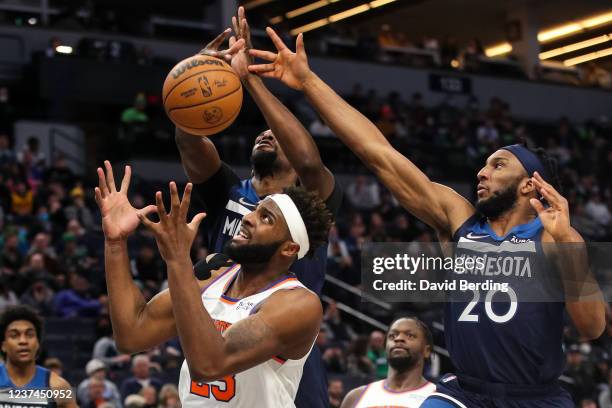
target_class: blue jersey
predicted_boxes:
[194,163,342,295]
[0,364,54,407]
[446,214,565,386]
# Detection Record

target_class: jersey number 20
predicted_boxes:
[458,288,518,323]
[190,376,236,402]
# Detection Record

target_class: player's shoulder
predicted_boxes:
[259,285,323,326]
[49,371,72,391]
[340,385,368,408]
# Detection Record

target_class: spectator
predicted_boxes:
[158,384,180,408]
[564,344,597,402]
[139,385,157,408]
[346,336,376,378]
[0,278,18,311]
[121,93,148,124]
[18,137,45,167]
[346,176,380,211]
[367,330,388,379]
[124,394,145,408]
[585,193,611,226]
[92,314,131,369]
[53,269,105,318]
[77,359,122,408]
[45,155,75,189]
[20,275,55,316]
[0,133,15,167]
[43,357,63,376]
[120,355,162,400]
[10,181,34,217]
[328,378,344,408]
[327,226,352,277]
[599,369,612,408]
[1,230,23,274]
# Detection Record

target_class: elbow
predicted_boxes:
[113,335,139,355]
[576,320,605,341]
[188,363,225,383]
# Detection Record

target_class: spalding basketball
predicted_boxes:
[162,54,242,136]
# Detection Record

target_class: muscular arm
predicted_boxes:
[340,386,366,408]
[175,128,221,184]
[301,73,473,237]
[167,258,322,382]
[245,75,334,199]
[49,372,77,408]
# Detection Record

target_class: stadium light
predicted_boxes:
[564,45,612,66]
[55,45,73,54]
[539,34,611,59]
[244,0,276,10]
[286,1,329,19]
[485,9,612,57]
[329,4,370,22]
[370,0,397,8]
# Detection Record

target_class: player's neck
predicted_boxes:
[227,263,290,299]
[487,203,536,237]
[386,365,427,392]
[6,360,36,387]
[251,171,297,197]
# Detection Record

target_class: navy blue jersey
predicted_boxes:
[193,162,342,295]
[446,214,565,386]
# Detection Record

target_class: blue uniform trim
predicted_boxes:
[0,364,51,388]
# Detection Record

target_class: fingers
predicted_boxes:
[97,167,109,197]
[137,211,155,230]
[169,182,180,218]
[120,165,131,194]
[296,33,305,55]
[232,16,240,38]
[189,212,207,231]
[532,173,566,209]
[248,63,276,74]
[94,187,102,207]
[138,205,157,217]
[205,28,231,51]
[241,17,253,48]
[249,48,277,61]
[229,35,236,47]
[529,198,545,214]
[155,191,167,219]
[226,38,245,55]
[238,6,245,23]
[104,161,117,193]
[266,26,288,51]
[179,183,193,222]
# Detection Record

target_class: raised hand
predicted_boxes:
[138,182,206,264]
[198,27,245,62]
[95,161,155,242]
[248,27,312,91]
[529,172,571,241]
[230,6,254,80]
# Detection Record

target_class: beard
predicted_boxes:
[388,353,417,372]
[223,239,283,265]
[475,180,520,220]
[251,150,279,178]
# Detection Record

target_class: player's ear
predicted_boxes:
[280,241,300,259]
[521,177,535,195]
[423,344,432,360]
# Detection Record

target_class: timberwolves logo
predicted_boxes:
[203,107,223,124]
[198,76,213,97]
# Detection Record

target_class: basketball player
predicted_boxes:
[96,161,332,407]
[247,29,606,407]
[175,8,341,408]
[341,318,436,408]
[0,305,76,408]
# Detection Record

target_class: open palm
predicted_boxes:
[95,161,155,242]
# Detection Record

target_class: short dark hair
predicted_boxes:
[283,186,333,258]
[526,146,562,193]
[0,305,43,344]
[390,316,433,349]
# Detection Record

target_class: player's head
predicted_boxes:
[250,130,293,178]
[476,143,560,220]
[386,317,432,373]
[223,186,332,266]
[0,305,43,366]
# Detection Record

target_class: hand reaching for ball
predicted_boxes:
[198,27,244,62]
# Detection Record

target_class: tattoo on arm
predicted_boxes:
[225,315,273,354]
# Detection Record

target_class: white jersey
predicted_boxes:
[354,380,436,408]
[178,264,313,408]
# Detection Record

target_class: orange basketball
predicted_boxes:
[162,55,242,136]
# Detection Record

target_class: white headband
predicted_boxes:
[268,194,310,259]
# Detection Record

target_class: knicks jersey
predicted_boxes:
[178,264,314,407]
[0,364,54,407]
[446,215,565,385]
[354,380,436,408]
[206,178,330,294]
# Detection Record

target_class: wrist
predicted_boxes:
[243,73,262,88]
[166,258,193,272]
[105,237,127,247]
[300,70,318,91]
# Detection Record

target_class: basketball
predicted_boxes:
[162,54,243,136]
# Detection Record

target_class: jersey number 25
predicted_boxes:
[190,376,236,402]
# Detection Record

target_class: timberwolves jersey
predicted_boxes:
[0,364,54,407]
[446,215,565,385]
[178,264,312,407]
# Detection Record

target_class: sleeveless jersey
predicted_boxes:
[0,364,54,407]
[178,264,314,407]
[354,380,435,408]
[446,215,565,385]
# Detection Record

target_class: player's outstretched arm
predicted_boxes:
[248,29,473,237]
[175,29,244,184]
[96,161,179,353]
[49,370,77,408]
[340,386,366,408]
[230,7,334,199]
[139,183,322,382]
